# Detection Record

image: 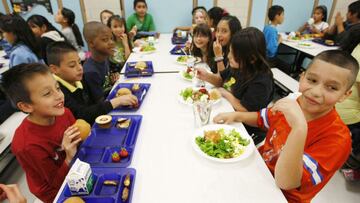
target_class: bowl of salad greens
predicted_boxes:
[133,44,156,54]
[176,55,195,65]
[192,124,254,163]
[179,67,194,81]
[178,87,221,106]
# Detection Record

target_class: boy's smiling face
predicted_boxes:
[90,27,115,56]
[298,59,352,120]
[21,73,65,118]
[52,51,83,84]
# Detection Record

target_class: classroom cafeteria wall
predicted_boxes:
[0,2,5,14]
[272,0,314,32]
[198,0,214,10]
[0,0,346,35]
[319,0,334,22]
[249,0,269,30]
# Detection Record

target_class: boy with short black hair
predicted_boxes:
[47,41,138,124]
[213,50,359,202]
[263,5,291,73]
[1,63,81,203]
[82,21,118,102]
[264,5,284,59]
[326,0,360,43]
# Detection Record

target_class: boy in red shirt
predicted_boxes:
[213,50,359,202]
[1,63,82,203]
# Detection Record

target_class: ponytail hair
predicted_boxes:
[61,7,84,47]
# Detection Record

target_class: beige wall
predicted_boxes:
[217,0,251,27]
[83,0,122,22]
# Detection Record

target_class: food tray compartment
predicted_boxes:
[82,115,142,147]
[57,168,136,203]
[169,45,186,55]
[107,83,151,112]
[124,61,154,78]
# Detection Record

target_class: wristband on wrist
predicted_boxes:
[214,56,224,62]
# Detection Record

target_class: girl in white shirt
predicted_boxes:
[299,5,329,34]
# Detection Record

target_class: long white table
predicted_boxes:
[281,39,338,57]
[271,68,299,93]
[113,74,286,203]
[54,34,287,203]
[125,34,188,73]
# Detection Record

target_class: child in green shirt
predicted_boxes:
[107,15,131,71]
[127,0,155,38]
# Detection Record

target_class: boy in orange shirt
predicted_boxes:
[1,63,81,203]
[213,50,359,202]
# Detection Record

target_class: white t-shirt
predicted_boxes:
[312,21,329,32]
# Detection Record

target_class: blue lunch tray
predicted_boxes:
[171,33,188,44]
[136,31,157,36]
[169,45,186,55]
[124,61,154,78]
[76,115,142,167]
[57,167,136,203]
[312,38,339,47]
[106,83,150,112]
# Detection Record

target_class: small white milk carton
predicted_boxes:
[66,159,94,195]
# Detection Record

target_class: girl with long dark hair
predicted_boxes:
[191,23,216,73]
[27,14,66,63]
[213,15,241,72]
[197,27,274,144]
[0,14,42,67]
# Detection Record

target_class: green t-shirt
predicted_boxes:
[126,13,155,32]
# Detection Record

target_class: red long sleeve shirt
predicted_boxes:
[11,108,75,203]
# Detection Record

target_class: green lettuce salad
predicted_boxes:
[195,128,250,159]
[141,45,156,52]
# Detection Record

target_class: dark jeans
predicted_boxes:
[0,99,18,124]
[343,122,360,169]
[349,122,360,156]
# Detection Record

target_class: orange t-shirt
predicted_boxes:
[257,107,351,203]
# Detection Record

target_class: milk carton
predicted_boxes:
[66,159,94,195]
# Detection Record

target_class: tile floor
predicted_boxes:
[0,158,359,203]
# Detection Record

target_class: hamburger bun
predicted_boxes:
[73,119,91,141]
[325,40,334,46]
[95,115,112,128]
[135,61,147,70]
[63,197,85,203]
[116,88,132,97]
